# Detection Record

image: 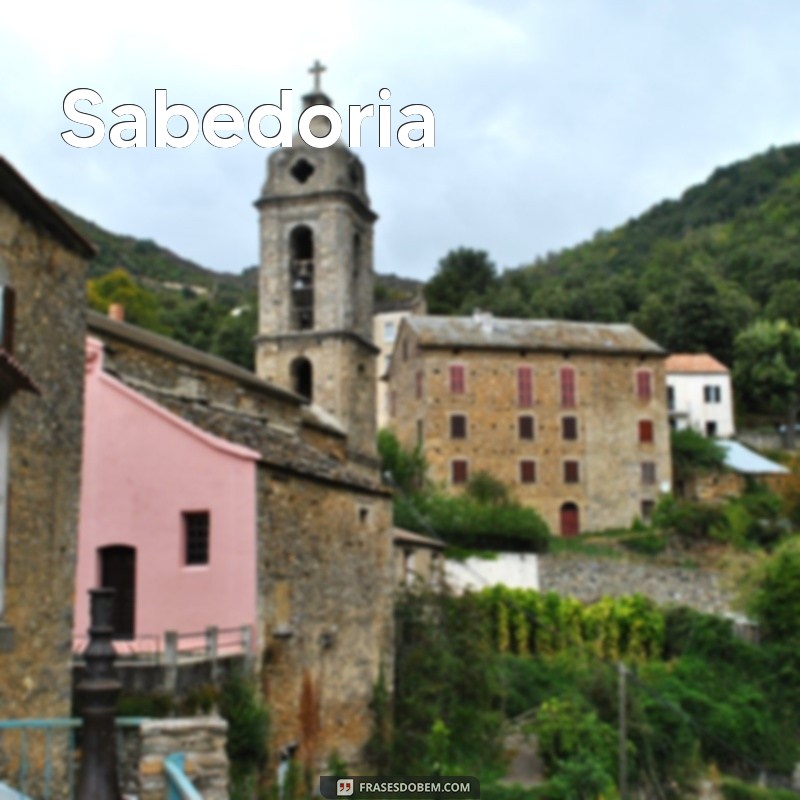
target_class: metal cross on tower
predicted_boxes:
[308,59,326,93]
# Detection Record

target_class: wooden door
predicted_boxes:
[99,545,136,640]
[560,503,580,538]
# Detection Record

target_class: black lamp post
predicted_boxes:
[76,588,122,800]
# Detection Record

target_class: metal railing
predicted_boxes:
[72,624,253,666]
[0,717,147,800]
[164,753,203,800]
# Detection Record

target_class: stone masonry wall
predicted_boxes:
[388,326,671,535]
[0,198,87,718]
[136,717,228,800]
[538,555,734,615]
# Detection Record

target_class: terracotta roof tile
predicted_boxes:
[665,353,729,374]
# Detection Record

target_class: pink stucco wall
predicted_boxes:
[74,338,260,652]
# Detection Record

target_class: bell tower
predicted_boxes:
[254,64,378,461]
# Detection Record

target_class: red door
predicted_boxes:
[560,503,580,538]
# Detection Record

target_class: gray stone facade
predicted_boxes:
[255,90,378,463]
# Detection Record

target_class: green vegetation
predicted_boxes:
[423,144,800,421]
[386,580,800,799]
[378,431,550,552]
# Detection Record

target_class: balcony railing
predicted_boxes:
[164,753,203,800]
[0,717,146,800]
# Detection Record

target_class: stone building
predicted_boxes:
[79,77,395,771]
[255,83,379,467]
[0,158,93,723]
[386,311,672,535]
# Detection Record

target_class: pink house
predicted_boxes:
[74,337,260,654]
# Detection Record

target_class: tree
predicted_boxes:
[734,319,800,447]
[424,248,498,314]
[87,267,163,331]
[745,538,800,643]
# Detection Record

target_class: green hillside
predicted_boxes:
[429,143,800,369]
[59,204,421,370]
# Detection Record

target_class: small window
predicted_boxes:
[415,370,424,400]
[358,507,370,524]
[636,369,653,400]
[641,499,656,522]
[560,366,576,408]
[704,385,721,403]
[518,415,535,441]
[562,416,578,441]
[450,414,467,439]
[564,460,580,484]
[639,420,654,443]
[641,462,656,485]
[667,385,675,411]
[517,366,533,408]
[384,320,396,343]
[449,364,466,394]
[520,460,536,484]
[452,459,469,485]
[706,421,718,437]
[184,512,210,566]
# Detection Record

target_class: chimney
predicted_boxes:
[108,303,125,323]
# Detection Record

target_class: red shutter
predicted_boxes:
[560,367,576,407]
[636,370,652,400]
[517,366,533,407]
[639,420,654,443]
[449,364,465,394]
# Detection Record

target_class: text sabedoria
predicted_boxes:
[61,88,435,149]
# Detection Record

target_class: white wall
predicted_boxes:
[667,372,735,437]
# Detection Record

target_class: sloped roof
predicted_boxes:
[666,353,729,374]
[0,157,95,257]
[718,440,789,475]
[393,527,446,550]
[403,314,664,355]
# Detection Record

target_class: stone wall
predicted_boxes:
[389,324,671,535]
[135,717,228,800]
[538,555,734,614]
[0,180,88,724]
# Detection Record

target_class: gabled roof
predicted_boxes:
[0,157,95,258]
[666,353,729,374]
[403,313,664,355]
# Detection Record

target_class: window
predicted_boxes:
[518,415,535,440]
[562,416,578,441]
[449,364,465,394]
[451,459,469,485]
[704,385,721,403]
[639,420,654,443]
[560,366,576,408]
[289,226,314,330]
[641,500,656,522]
[415,370,424,400]
[667,385,675,411]
[706,421,718,437]
[517,366,533,407]
[636,369,652,400]
[290,357,313,401]
[383,320,396,343]
[184,512,210,566]
[520,460,536,484]
[0,286,16,352]
[641,462,656,485]
[450,414,467,439]
[564,460,580,483]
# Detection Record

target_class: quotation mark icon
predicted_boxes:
[337,779,354,796]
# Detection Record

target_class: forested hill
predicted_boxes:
[429,143,800,367]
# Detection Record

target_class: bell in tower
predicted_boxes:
[254,63,379,461]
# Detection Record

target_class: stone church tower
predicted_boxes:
[255,70,378,461]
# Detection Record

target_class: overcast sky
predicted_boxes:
[3,1,800,282]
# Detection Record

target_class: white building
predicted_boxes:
[665,353,735,438]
